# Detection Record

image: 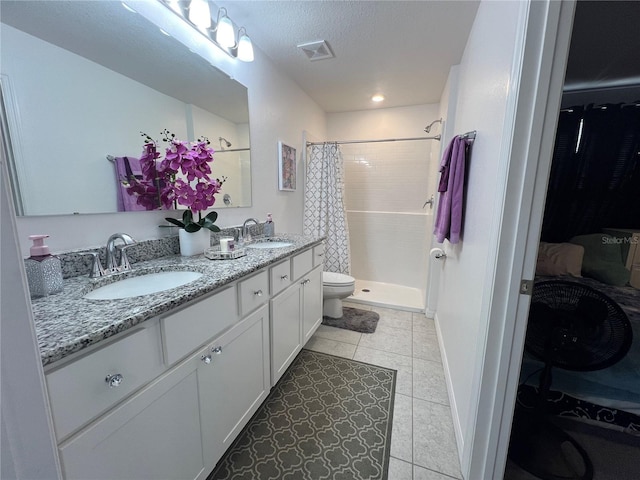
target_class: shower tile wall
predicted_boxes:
[342,141,431,290]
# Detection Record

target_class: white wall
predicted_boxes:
[434,0,528,474]
[327,104,440,290]
[12,2,327,256]
[426,67,459,317]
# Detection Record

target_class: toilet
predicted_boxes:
[322,271,356,318]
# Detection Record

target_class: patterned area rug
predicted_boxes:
[208,349,396,480]
[322,307,380,333]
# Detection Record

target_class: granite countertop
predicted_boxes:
[32,234,324,368]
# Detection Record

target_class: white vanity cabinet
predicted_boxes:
[199,304,270,471]
[270,280,303,384]
[301,266,323,344]
[44,240,323,479]
[270,246,323,385]
[59,343,208,480]
[57,300,270,480]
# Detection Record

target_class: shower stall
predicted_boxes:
[341,139,436,311]
[305,108,442,312]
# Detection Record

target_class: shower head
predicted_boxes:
[219,137,232,149]
[424,118,443,134]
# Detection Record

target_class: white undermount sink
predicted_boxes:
[246,241,293,249]
[84,271,203,300]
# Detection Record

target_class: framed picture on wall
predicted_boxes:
[278,141,297,191]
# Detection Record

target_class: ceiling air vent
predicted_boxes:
[297,40,335,61]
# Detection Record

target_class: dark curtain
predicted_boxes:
[541,103,640,242]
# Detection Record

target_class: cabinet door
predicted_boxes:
[302,266,323,345]
[59,351,207,480]
[270,282,302,385]
[199,305,270,471]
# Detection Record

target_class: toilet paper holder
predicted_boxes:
[430,248,447,260]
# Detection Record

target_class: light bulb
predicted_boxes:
[372,94,385,102]
[237,29,254,62]
[167,0,182,14]
[189,0,211,29]
[216,13,235,48]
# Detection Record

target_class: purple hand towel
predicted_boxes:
[434,136,467,244]
[113,156,146,212]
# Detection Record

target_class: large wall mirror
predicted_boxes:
[0,0,251,216]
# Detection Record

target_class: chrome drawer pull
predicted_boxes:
[280,274,289,280]
[212,346,223,354]
[254,289,263,296]
[105,373,124,388]
[201,354,212,364]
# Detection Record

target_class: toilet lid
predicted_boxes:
[323,271,355,286]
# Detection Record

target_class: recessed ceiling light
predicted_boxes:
[372,94,385,102]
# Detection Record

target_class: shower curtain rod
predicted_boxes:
[306,134,441,147]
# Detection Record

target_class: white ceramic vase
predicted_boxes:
[179,228,211,256]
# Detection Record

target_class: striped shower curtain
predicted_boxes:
[303,143,351,274]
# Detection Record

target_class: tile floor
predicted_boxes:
[305,301,463,480]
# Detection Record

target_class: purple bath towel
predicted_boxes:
[434,136,468,244]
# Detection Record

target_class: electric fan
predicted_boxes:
[508,280,632,480]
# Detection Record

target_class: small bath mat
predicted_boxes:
[322,307,380,333]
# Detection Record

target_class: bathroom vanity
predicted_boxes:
[32,235,324,480]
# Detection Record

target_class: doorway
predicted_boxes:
[504,1,640,478]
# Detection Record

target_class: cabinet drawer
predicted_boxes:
[162,286,237,366]
[292,249,313,281]
[270,259,292,296]
[46,323,164,441]
[238,270,269,316]
[313,243,325,268]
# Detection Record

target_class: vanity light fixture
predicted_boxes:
[215,7,235,48]
[236,27,254,62]
[188,0,211,29]
[159,1,254,62]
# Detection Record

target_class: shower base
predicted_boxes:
[348,279,424,312]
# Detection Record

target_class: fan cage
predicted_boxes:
[525,280,632,371]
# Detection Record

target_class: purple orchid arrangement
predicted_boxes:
[125,130,226,232]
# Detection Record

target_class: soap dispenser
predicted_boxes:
[24,235,64,299]
[264,213,274,237]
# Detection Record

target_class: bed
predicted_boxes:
[517,237,640,431]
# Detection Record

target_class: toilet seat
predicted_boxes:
[322,272,355,286]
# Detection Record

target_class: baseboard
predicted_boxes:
[434,312,465,470]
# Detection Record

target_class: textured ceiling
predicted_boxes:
[4,1,636,118]
[215,0,480,112]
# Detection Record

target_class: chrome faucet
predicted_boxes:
[241,218,259,242]
[105,233,137,273]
